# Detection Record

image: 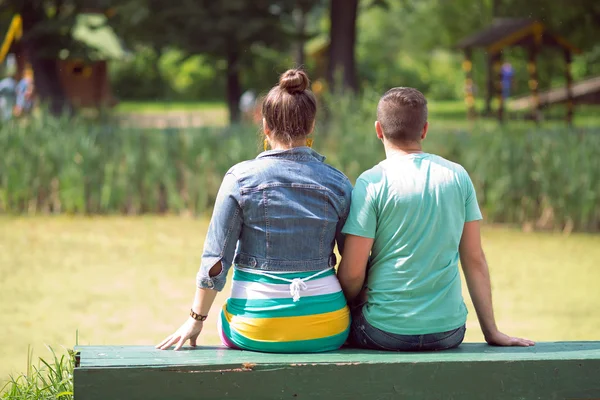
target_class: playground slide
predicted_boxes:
[510,76,600,110]
[0,15,22,65]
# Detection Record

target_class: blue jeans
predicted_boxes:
[349,307,466,351]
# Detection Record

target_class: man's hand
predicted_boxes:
[156,318,204,351]
[485,330,535,347]
[347,285,368,312]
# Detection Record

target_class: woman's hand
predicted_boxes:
[156,318,204,351]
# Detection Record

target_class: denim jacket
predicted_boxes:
[196,147,353,291]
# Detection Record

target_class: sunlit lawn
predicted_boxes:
[113,101,229,127]
[113,99,600,130]
[0,217,599,385]
[115,101,226,113]
[427,100,600,129]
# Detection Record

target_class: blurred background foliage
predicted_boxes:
[0,0,599,232]
[106,0,600,104]
[3,0,599,112]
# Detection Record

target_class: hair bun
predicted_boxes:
[279,69,309,94]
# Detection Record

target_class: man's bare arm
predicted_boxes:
[460,221,534,347]
[338,235,374,303]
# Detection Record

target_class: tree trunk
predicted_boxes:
[491,0,501,18]
[327,0,358,92]
[20,1,70,115]
[31,58,71,115]
[226,49,242,124]
[485,0,502,114]
[294,6,307,67]
[151,46,165,99]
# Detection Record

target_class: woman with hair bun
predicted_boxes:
[157,69,353,353]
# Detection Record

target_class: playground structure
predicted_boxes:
[0,13,124,109]
[0,14,24,74]
[458,18,582,124]
[510,75,600,111]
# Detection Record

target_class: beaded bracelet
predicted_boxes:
[190,309,208,322]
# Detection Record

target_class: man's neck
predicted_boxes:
[383,141,423,158]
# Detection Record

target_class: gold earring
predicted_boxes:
[306,138,313,148]
[264,139,269,151]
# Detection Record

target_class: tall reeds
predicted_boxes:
[1,109,598,232]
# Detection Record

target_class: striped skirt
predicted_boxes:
[218,267,350,353]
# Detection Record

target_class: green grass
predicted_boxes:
[1,216,599,389]
[1,347,74,400]
[114,101,227,113]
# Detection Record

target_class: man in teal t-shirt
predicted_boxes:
[338,87,534,351]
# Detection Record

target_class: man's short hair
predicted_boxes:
[377,87,428,144]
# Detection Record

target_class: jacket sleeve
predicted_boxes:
[196,172,243,291]
[334,178,354,254]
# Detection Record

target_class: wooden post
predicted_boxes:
[493,53,504,122]
[527,47,540,123]
[564,50,574,126]
[462,49,476,120]
[484,55,494,115]
[528,24,543,123]
[12,43,27,80]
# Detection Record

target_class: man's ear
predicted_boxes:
[375,121,384,140]
[421,122,429,140]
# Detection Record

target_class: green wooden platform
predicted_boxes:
[74,342,600,400]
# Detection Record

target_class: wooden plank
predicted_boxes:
[75,358,600,400]
[74,342,600,367]
[509,75,600,111]
[74,342,600,399]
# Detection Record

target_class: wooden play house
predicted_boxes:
[457,18,581,123]
[0,13,125,108]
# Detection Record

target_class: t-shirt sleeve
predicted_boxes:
[341,177,377,239]
[463,170,483,222]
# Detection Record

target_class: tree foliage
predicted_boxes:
[3,0,599,114]
[354,0,600,101]
[108,0,600,105]
[112,0,320,122]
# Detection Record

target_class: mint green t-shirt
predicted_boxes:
[342,153,482,335]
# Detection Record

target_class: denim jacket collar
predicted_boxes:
[256,146,326,162]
